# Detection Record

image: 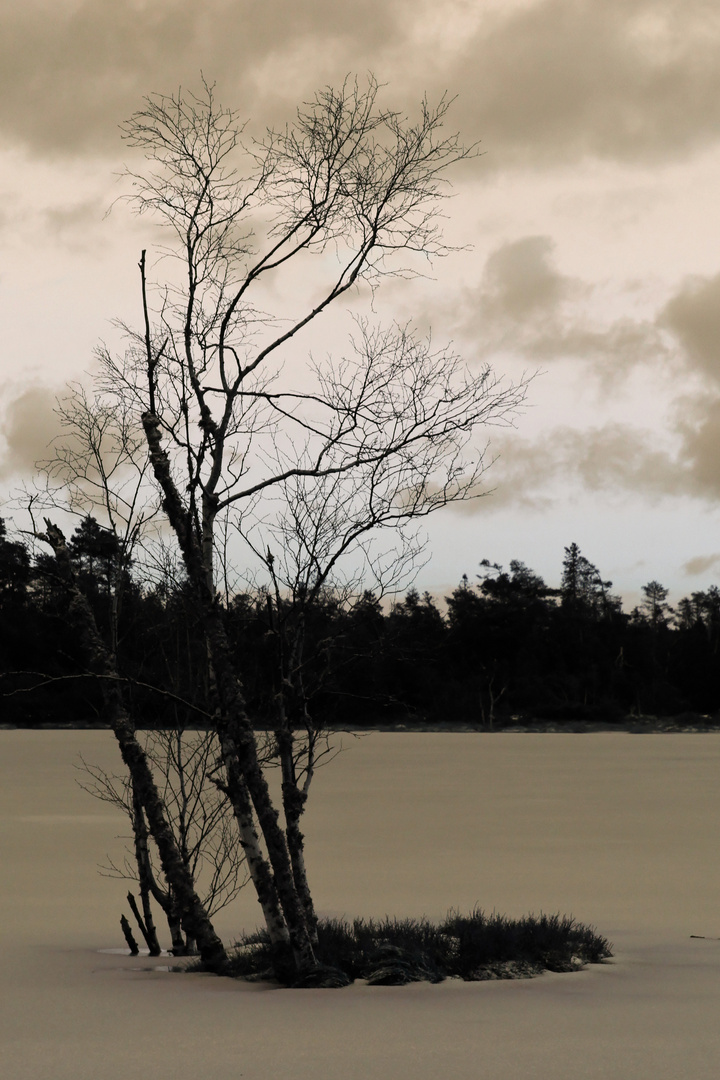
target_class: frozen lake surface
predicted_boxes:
[1,730,719,1079]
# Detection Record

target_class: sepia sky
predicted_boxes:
[2,0,720,604]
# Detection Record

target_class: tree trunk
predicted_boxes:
[165,888,187,955]
[277,727,318,944]
[203,618,289,947]
[203,612,317,973]
[139,885,162,956]
[282,790,318,946]
[216,759,291,947]
[132,796,184,953]
[127,890,159,954]
[120,914,139,955]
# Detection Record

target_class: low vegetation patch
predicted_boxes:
[221,911,612,987]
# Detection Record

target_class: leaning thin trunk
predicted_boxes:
[107,692,228,971]
[133,800,183,952]
[40,521,228,974]
[138,883,160,954]
[274,618,319,945]
[131,785,161,955]
[127,890,156,953]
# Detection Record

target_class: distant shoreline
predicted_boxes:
[3,716,720,734]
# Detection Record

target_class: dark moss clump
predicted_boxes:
[224,910,612,987]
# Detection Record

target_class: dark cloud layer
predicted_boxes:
[4,0,720,166]
[0,0,404,156]
[450,0,720,165]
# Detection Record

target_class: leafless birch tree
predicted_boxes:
[43,75,526,981]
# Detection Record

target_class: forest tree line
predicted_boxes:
[2,516,718,729]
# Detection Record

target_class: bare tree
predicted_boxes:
[41,75,526,981]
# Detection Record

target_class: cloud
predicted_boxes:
[683,553,720,576]
[42,197,107,236]
[446,0,720,167]
[0,386,62,479]
[479,235,574,321]
[438,246,720,514]
[661,271,720,383]
[533,318,665,372]
[477,422,683,511]
[32,195,114,253]
[471,380,720,511]
[3,0,720,170]
[0,0,406,157]
[674,395,720,498]
[654,273,720,500]
[450,235,665,375]
[454,234,576,344]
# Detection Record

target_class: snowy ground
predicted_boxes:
[1,730,719,1079]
